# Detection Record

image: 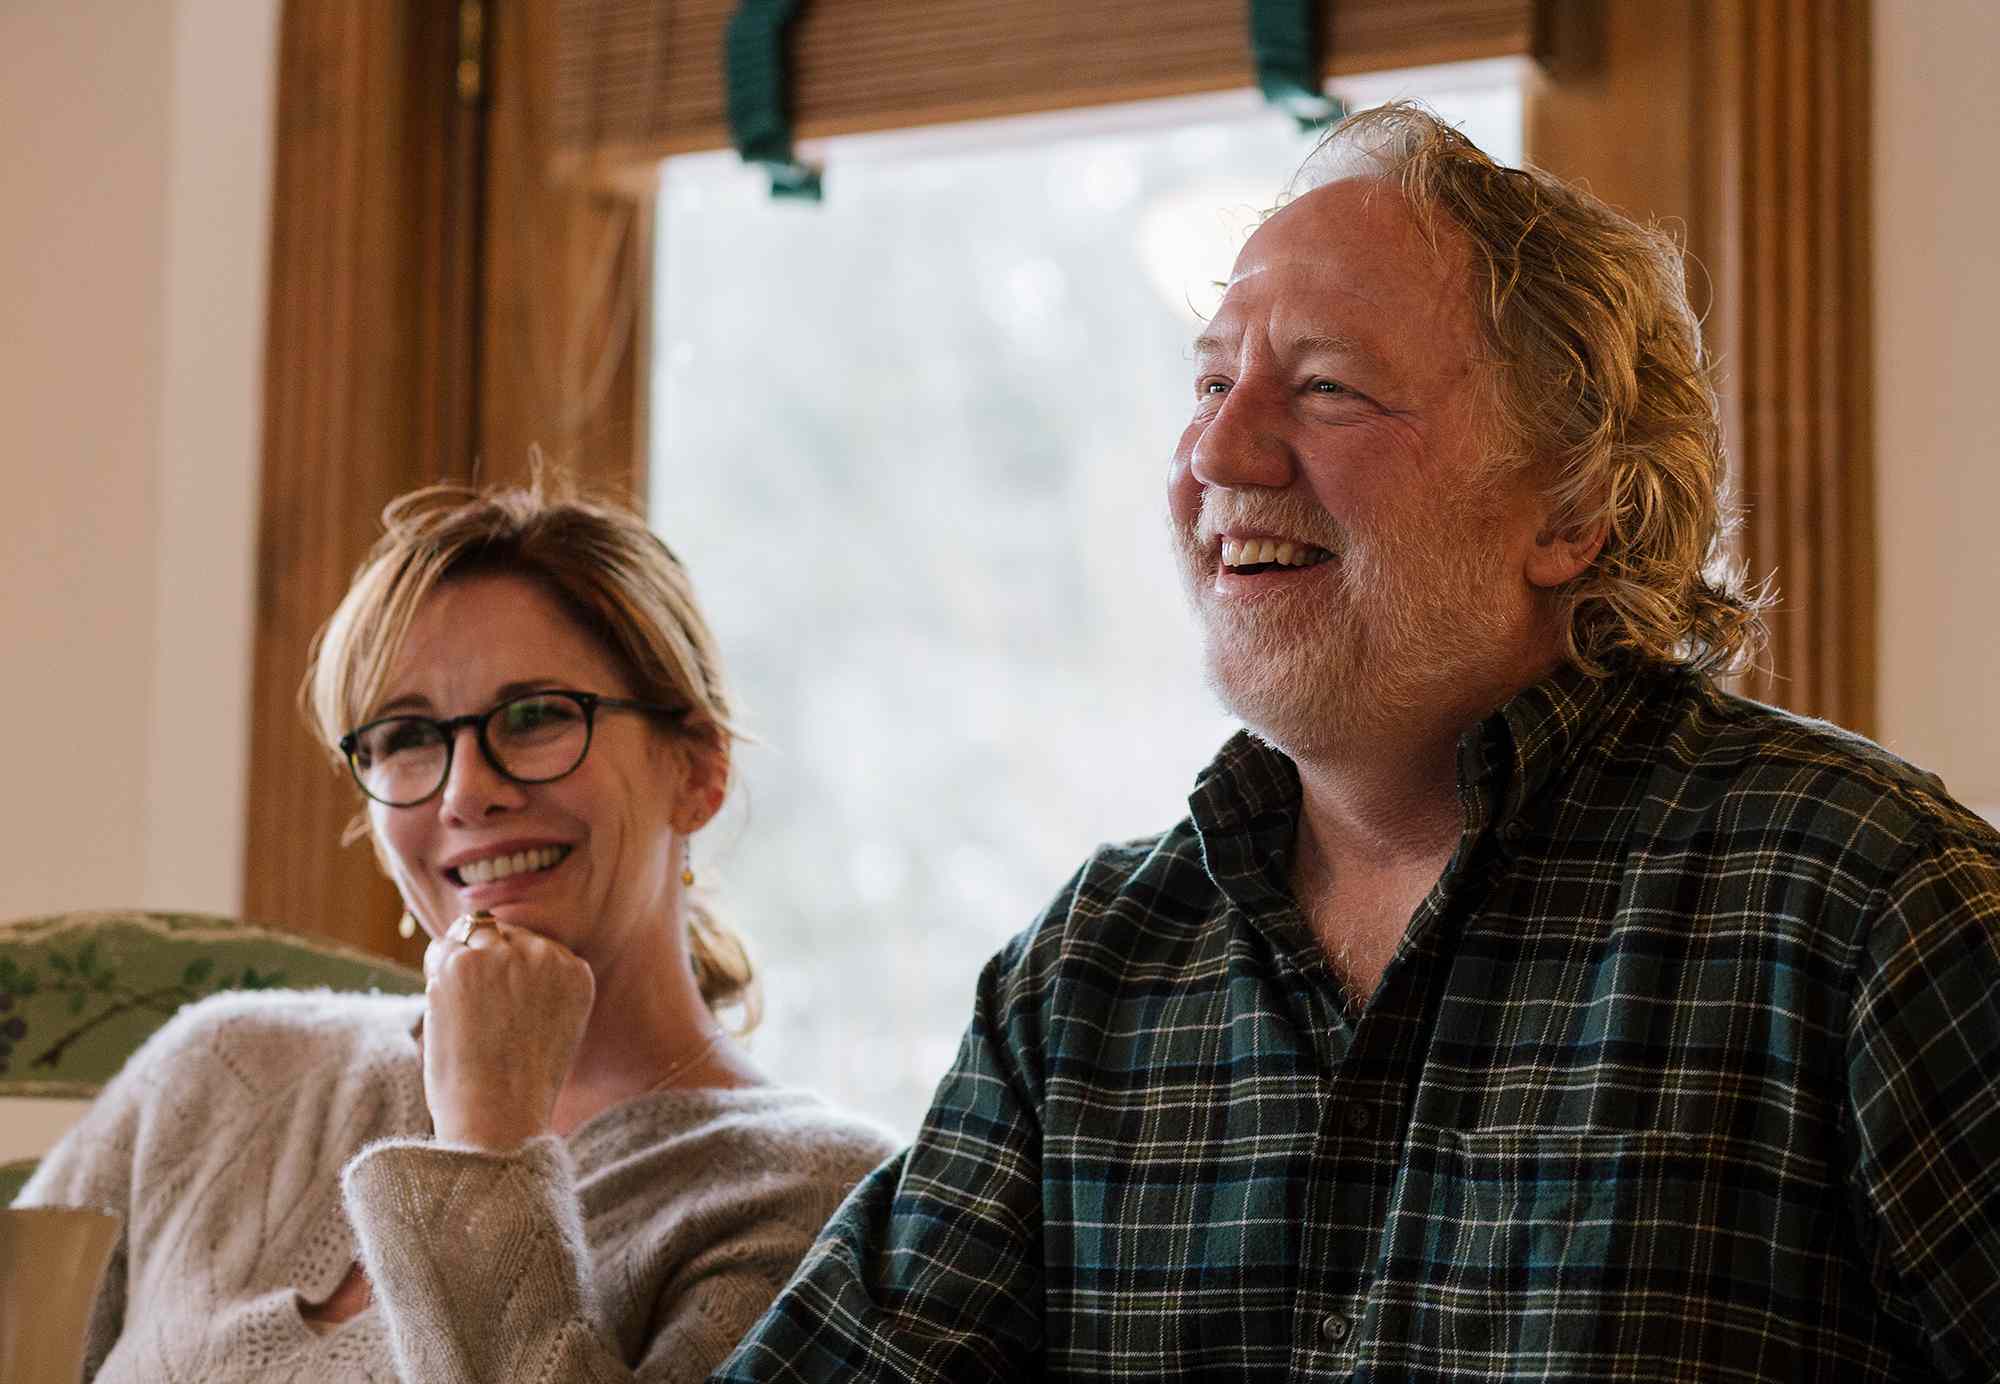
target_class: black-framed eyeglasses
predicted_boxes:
[339,690,687,807]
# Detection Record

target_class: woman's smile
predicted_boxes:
[443,841,574,888]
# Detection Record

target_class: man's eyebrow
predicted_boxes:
[1288,332,1368,357]
[1191,331,1377,364]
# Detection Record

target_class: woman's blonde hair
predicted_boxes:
[303,467,759,1029]
[1297,101,1769,675]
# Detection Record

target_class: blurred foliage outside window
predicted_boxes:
[653,70,1522,1134]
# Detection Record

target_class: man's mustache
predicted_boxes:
[1192,492,1348,555]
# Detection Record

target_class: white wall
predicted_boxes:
[1873,0,2000,823]
[0,0,277,920]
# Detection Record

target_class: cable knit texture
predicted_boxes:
[15,989,896,1383]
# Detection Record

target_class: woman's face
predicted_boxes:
[364,571,719,967]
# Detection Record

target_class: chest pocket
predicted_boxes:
[1423,1127,1711,1364]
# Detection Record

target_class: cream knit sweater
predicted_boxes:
[17,989,896,1383]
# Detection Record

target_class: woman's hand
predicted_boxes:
[421,915,596,1150]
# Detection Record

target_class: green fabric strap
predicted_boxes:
[724,0,822,200]
[1248,0,1345,131]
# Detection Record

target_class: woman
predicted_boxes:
[19,474,896,1381]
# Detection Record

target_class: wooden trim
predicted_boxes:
[422,3,491,484]
[244,0,487,960]
[477,0,651,499]
[1735,0,1875,727]
[552,0,1540,175]
[1526,0,1876,733]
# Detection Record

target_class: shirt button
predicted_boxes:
[1320,1312,1352,1344]
[1345,1103,1373,1134]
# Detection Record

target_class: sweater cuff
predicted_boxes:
[343,1134,602,1380]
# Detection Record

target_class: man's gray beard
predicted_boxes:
[1176,503,1516,763]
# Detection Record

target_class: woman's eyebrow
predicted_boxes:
[372,692,433,717]
[494,678,572,700]
[368,678,570,719]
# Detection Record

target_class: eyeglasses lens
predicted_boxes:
[488,694,590,780]
[352,719,449,806]
[350,694,592,805]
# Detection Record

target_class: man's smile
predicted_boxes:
[1218,536,1336,574]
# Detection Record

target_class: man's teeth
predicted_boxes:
[1220,537,1333,569]
[458,846,568,886]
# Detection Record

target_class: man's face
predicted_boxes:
[1168,176,1551,758]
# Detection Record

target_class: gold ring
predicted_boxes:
[448,909,499,945]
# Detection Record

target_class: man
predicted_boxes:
[718,103,2000,1380]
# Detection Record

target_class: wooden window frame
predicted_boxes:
[1526,0,1875,730]
[249,0,1872,955]
[247,2,487,957]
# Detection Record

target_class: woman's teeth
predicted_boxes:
[1221,537,1334,570]
[456,845,569,886]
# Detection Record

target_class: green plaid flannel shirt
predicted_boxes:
[720,662,2000,1381]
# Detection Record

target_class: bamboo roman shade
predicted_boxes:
[549,0,1541,174]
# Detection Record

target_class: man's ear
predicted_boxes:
[670,733,731,835]
[1524,517,1607,591]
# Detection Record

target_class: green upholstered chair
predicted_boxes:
[1,910,422,1203]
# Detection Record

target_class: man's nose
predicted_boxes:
[1188,379,1295,490]
[438,725,525,821]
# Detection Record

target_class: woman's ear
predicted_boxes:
[670,732,731,835]
[1525,517,1608,591]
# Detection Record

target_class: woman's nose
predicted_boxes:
[438,726,526,820]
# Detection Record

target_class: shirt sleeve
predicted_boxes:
[712,939,1050,1383]
[1845,827,2000,1380]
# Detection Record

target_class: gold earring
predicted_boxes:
[397,911,418,940]
[681,863,696,887]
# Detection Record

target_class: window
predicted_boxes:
[654,65,1523,1132]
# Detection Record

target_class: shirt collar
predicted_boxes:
[1188,729,1299,839]
[1188,659,1664,862]
[1460,658,1642,844]
[1185,730,1311,960]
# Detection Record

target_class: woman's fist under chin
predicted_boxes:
[421,916,597,1151]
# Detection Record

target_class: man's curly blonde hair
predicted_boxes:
[1295,101,1768,675]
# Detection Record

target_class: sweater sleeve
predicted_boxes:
[345,1117,891,1384]
[345,1134,636,1383]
